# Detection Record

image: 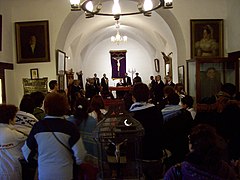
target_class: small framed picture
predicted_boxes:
[30,68,39,79]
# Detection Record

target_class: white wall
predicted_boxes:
[77,38,156,87]
[226,0,240,52]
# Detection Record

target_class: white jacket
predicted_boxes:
[0,123,27,180]
[15,110,38,135]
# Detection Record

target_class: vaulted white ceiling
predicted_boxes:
[56,2,184,82]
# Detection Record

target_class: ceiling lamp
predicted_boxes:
[111,21,127,45]
[70,0,173,20]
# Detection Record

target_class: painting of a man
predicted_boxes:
[15,20,50,63]
[21,34,45,58]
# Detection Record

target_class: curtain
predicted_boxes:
[110,50,127,79]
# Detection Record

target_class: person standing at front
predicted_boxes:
[22,92,86,180]
[0,104,27,180]
[129,83,165,179]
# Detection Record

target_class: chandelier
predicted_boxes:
[111,21,127,45]
[70,0,173,20]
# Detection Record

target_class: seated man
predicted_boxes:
[116,79,125,99]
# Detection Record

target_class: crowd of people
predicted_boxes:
[1,72,240,180]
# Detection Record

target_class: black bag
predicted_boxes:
[20,158,38,180]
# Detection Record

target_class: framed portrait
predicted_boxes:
[178,65,184,85]
[15,20,50,63]
[56,49,66,75]
[30,68,39,79]
[154,58,160,72]
[190,19,224,58]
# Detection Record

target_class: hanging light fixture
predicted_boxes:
[111,21,127,45]
[70,0,173,20]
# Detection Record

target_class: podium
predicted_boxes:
[109,86,132,99]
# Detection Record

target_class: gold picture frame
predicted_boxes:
[30,68,39,79]
[15,20,50,63]
[190,19,223,58]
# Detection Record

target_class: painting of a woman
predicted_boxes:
[191,19,223,58]
[195,25,218,57]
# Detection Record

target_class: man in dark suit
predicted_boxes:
[133,72,142,85]
[93,73,100,95]
[164,75,175,88]
[22,35,45,58]
[100,73,114,99]
[123,73,132,86]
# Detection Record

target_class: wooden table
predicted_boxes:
[109,86,132,99]
[109,86,132,92]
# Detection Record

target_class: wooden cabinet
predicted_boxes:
[186,57,239,103]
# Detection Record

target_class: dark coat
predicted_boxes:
[123,76,132,86]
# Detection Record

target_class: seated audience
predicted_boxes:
[181,95,196,120]
[15,94,40,179]
[30,91,46,121]
[68,97,99,179]
[0,104,27,179]
[116,79,125,99]
[218,101,240,161]
[68,97,98,160]
[164,124,237,180]
[123,91,134,111]
[161,86,181,122]
[48,79,59,93]
[22,92,86,180]
[88,94,108,122]
[174,83,186,101]
[161,88,193,170]
[15,94,39,135]
[129,83,165,179]
[195,83,239,130]
[69,79,84,112]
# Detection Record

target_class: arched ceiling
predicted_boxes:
[56,1,186,82]
[64,10,175,60]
